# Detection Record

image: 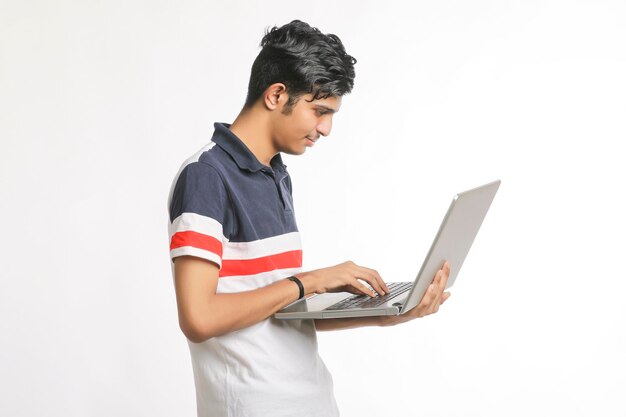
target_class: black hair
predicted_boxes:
[244,20,356,113]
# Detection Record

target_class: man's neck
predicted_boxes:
[229,107,277,167]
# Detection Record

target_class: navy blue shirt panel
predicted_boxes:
[169,123,298,244]
[169,162,234,238]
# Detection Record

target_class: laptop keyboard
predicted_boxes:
[324,282,412,311]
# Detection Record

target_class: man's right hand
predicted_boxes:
[174,257,389,343]
[296,261,390,298]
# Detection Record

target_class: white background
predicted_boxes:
[1,1,625,416]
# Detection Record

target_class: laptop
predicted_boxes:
[274,180,501,320]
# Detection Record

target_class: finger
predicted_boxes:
[352,280,376,298]
[440,262,451,291]
[350,266,387,296]
[432,267,443,288]
[431,294,445,314]
[426,272,445,314]
[426,285,442,315]
[433,266,448,300]
[359,266,389,294]
[431,283,446,313]
[341,276,374,297]
[352,267,386,296]
[426,267,447,309]
[420,284,439,316]
[343,274,376,298]
[418,279,439,309]
[435,265,450,304]
[415,268,440,309]
[429,284,452,314]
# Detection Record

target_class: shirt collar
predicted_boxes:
[211,122,286,173]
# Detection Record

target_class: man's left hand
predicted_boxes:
[381,261,451,326]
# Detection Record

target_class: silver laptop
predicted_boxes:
[274,180,501,320]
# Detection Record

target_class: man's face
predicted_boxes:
[269,93,342,156]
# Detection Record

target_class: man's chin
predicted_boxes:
[281,147,307,156]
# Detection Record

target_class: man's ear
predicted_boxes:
[263,83,288,111]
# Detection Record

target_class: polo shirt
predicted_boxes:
[167,123,339,417]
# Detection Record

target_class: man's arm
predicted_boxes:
[174,257,390,343]
[313,262,452,331]
[174,256,301,342]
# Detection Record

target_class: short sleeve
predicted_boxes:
[168,162,228,268]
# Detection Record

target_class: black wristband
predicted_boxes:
[287,276,305,300]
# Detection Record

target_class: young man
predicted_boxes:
[167,20,451,417]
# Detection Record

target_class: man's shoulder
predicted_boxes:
[178,142,231,178]
[168,142,228,203]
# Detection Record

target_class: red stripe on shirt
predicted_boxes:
[170,230,223,258]
[219,250,303,277]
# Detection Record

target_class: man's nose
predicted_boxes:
[316,117,332,137]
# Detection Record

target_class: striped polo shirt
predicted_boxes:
[167,123,339,417]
